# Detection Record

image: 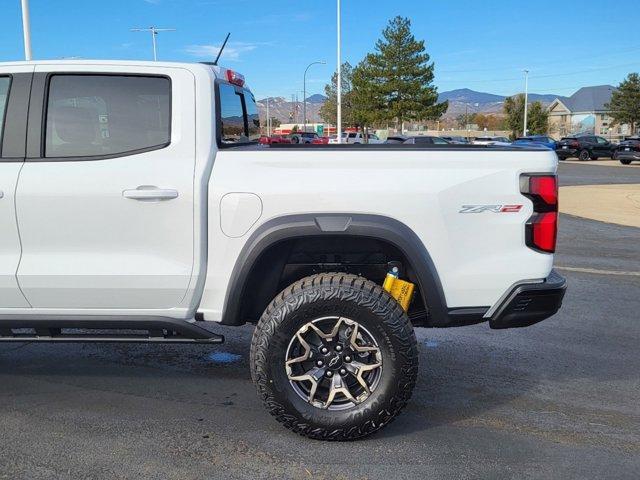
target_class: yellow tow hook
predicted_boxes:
[382,266,415,312]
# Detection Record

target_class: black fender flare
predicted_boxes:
[220,213,449,326]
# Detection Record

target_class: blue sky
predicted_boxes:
[1,0,639,100]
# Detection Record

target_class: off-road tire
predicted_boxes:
[250,273,418,441]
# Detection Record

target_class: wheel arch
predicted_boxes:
[219,213,449,326]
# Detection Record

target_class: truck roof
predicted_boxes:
[0,59,237,82]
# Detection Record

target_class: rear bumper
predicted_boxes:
[556,148,577,157]
[488,270,567,329]
[615,151,640,160]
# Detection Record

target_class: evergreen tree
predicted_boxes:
[606,73,640,134]
[357,16,447,129]
[319,62,355,126]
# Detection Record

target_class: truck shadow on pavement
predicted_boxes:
[0,324,545,441]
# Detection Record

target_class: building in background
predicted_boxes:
[547,85,630,139]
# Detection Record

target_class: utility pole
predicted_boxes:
[303,61,326,133]
[21,0,32,60]
[523,69,529,137]
[336,0,342,143]
[266,97,270,136]
[465,103,470,140]
[131,26,176,61]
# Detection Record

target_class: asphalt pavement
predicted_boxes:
[558,160,640,185]
[0,163,638,480]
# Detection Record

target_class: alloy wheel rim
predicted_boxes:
[285,316,383,411]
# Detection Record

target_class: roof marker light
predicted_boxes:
[226,70,245,87]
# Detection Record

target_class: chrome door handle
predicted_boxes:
[123,186,179,201]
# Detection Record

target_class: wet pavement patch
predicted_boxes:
[207,351,242,364]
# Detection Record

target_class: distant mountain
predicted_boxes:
[438,88,505,104]
[258,89,570,123]
[257,96,325,124]
[306,94,327,104]
[437,88,568,118]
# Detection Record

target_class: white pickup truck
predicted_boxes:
[0,61,566,440]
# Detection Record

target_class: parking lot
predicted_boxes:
[1,162,638,480]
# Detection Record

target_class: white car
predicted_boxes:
[328,132,384,144]
[0,60,565,441]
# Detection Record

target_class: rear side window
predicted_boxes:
[0,77,11,151]
[45,75,171,158]
[245,91,260,142]
[218,83,260,145]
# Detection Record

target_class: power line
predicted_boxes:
[437,45,640,75]
[440,62,638,85]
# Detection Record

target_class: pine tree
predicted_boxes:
[357,16,447,129]
[319,62,355,126]
[606,73,640,134]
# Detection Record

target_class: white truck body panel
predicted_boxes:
[16,64,197,311]
[0,64,33,308]
[197,149,556,321]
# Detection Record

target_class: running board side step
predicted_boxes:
[0,317,224,344]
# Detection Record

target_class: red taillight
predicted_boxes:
[571,140,580,148]
[226,69,245,87]
[521,174,558,253]
[530,212,557,253]
[529,176,558,206]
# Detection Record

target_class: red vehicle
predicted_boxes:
[312,136,330,144]
[259,135,292,145]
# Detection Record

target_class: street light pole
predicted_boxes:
[523,69,529,137]
[266,97,270,137]
[465,103,470,140]
[131,27,176,61]
[336,0,342,143]
[303,61,326,133]
[20,0,32,60]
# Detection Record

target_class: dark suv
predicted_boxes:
[556,135,616,161]
[612,137,640,165]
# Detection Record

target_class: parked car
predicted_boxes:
[556,135,616,161]
[512,136,556,149]
[259,134,292,145]
[441,136,469,144]
[290,131,320,144]
[0,60,566,441]
[311,136,330,144]
[403,136,450,145]
[384,135,409,144]
[472,136,512,146]
[329,132,384,144]
[612,136,640,164]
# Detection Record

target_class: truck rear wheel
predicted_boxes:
[250,273,418,440]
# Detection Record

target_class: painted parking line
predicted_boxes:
[556,266,640,277]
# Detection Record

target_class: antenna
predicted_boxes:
[131,26,176,61]
[213,32,231,66]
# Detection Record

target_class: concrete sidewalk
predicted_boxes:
[560,184,640,228]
